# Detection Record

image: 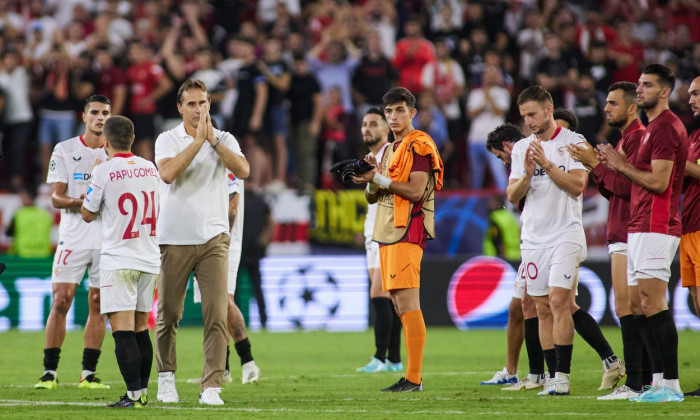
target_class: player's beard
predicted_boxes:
[363,134,382,147]
[606,114,626,128]
[532,119,550,135]
[637,95,659,110]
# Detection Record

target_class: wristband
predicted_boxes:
[545,162,554,171]
[211,138,221,149]
[372,173,392,189]
[366,182,379,194]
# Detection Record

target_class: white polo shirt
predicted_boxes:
[509,126,588,250]
[155,123,245,245]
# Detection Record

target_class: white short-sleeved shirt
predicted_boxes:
[509,126,588,250]
[155,123,245,245]
[227,172,244,261]
[46,136,108,249]
[83,153,161,274]
[467,86,511,144]
[364,142,390,244]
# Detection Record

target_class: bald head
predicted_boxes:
[689,76,700,118]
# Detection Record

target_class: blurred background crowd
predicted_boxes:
[0,0,698,196]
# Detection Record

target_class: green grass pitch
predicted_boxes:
[1,327,699,418]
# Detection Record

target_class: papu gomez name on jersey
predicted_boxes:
[109,167,158,182]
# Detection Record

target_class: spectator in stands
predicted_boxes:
[467,64,510,190]
[536,32,579,107]
[586,41,617,94]
[0,49,33,192]
[414,91,451,163]
[259,37,292,188]
[576,9,617,56]
[420,37,465,139]
[358,0,398,59]
[393,16,435,95]
[126,40,173,161]
[288,53,323,190]
[565,72,608,145]
[517,7,546,87]
[37,44,79,181]
[427,1,463,47]
[352,31,398,119]
[609,20,645,83]
[92,45,126,116]
[308,26,360,114]
[231,36,269,189]
[320,86,349,189]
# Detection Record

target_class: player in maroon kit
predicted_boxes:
[680,75,700,397]
[598,64,689,403]
[569,81,647,400]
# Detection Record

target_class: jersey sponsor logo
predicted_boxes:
[72,156,82,161]
[446,256,515,329]
[73,172,91,181]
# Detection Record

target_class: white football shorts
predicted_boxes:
[51,247,101,288]
[100,269,156,314]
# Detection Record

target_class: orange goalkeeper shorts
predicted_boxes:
[680,230,700,287]
[379,242,423,292]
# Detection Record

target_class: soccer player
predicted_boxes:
[355,108,403,374]
[482,123,547,391]
[154,79,250,405]
[568,81,647,400]
[188,172,261,385]
[81,116,160,408]
[35,95,112,390]
[598,64,688,402]
[352,87,444,392]
[507,85,588,396]
[680,76,700,398]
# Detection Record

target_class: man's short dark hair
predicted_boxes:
[553,109,579,132]
[608,81,638,106]
[517,85,553,107]
[486,123,524,152]
[84,94,111,112]
[104,115,134,151]
[177,79,210,105]
[642,64,676,90]
[382,87,416,109]
[365,107,387,122]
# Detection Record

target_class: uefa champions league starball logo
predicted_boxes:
[277,265,341,329]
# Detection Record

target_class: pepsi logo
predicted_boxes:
[447,256,516,329]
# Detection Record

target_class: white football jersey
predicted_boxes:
[509,126,588,250]
[83,153,161,274]
[46,136,108,249]
[364,142,390,242]
[227,172,244,261]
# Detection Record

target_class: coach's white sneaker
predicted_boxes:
[597,385,641,400]
[199,387,224,405]
[599,358,626,390]
[157,371,179,403]
[242,361,260,384]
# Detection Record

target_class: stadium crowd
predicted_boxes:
[0,0,698,195]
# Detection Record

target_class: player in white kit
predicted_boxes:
[507,86,588,396]
[189,172,261,385]
[35,95,111,390]
[356,108,403,373]
[82,115,160,408]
